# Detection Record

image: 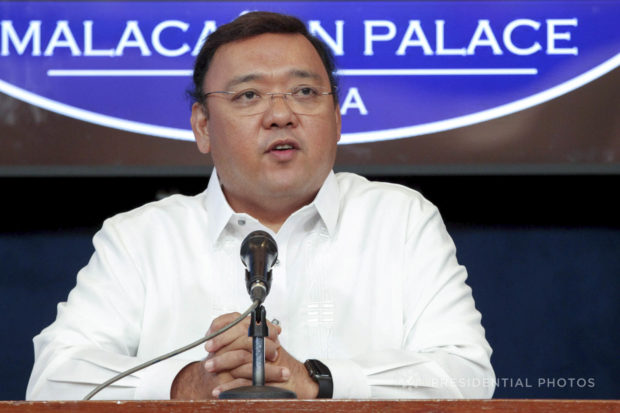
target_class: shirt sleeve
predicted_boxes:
[26,218,193,400]
[323,198,495,399]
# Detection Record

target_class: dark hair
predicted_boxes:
[190,11,339,105]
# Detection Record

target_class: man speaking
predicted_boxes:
[27,11,494,400]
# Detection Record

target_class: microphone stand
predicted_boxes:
[218,304,297,399]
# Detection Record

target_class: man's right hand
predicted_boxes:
[170,312,286,399]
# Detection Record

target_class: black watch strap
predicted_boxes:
[304,359,333,398]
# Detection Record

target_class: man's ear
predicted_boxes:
[191,102,210,154]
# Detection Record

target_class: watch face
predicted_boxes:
[305,359,329,378]
[305,359,333,399]
[305,360,319,377]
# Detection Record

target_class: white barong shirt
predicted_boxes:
[27,171,495,400]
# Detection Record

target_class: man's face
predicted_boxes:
[191,33,341,214]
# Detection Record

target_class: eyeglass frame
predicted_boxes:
[201,86,337,115]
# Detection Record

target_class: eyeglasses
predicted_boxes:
[203,86,335,115]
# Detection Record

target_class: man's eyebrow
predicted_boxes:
[224,69,323,90]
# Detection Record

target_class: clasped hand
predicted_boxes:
[170,312,318,399]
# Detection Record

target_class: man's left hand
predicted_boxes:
[208,330,319,399]
[262,346,319,399]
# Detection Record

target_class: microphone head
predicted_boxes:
[240,231,278,302]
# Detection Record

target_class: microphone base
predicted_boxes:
[219,385,297,399]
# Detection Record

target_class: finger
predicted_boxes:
[205,314,250,352]
[205,314,282,358]
[212,378,252,398]
[209,334,253,355]
[266,320,282,344]
[264,337,281,362]
[227,362,290,382]
[207,314,280,350]
[227,362,253,379]
[213,318,280,346]
[264,363,291,382]
[204,350,252,373]
[212,332,281,360]
[206,312,243,335]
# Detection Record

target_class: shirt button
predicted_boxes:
[237,219,246,226]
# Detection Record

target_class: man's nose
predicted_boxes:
[262,94,297,127]
[268,93,294,110]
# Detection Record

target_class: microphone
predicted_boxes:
[240,230,278,304]
[220,230,296,399]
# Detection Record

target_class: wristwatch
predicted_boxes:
[304,359,333,398]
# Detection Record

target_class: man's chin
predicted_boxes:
[262,176,319,201]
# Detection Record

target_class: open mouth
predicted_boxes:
[273,144,294,151]
[267,140,299,152]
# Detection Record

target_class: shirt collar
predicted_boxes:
[204,170,236,246]
[204,169,340,244]
[311,170,340,237]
